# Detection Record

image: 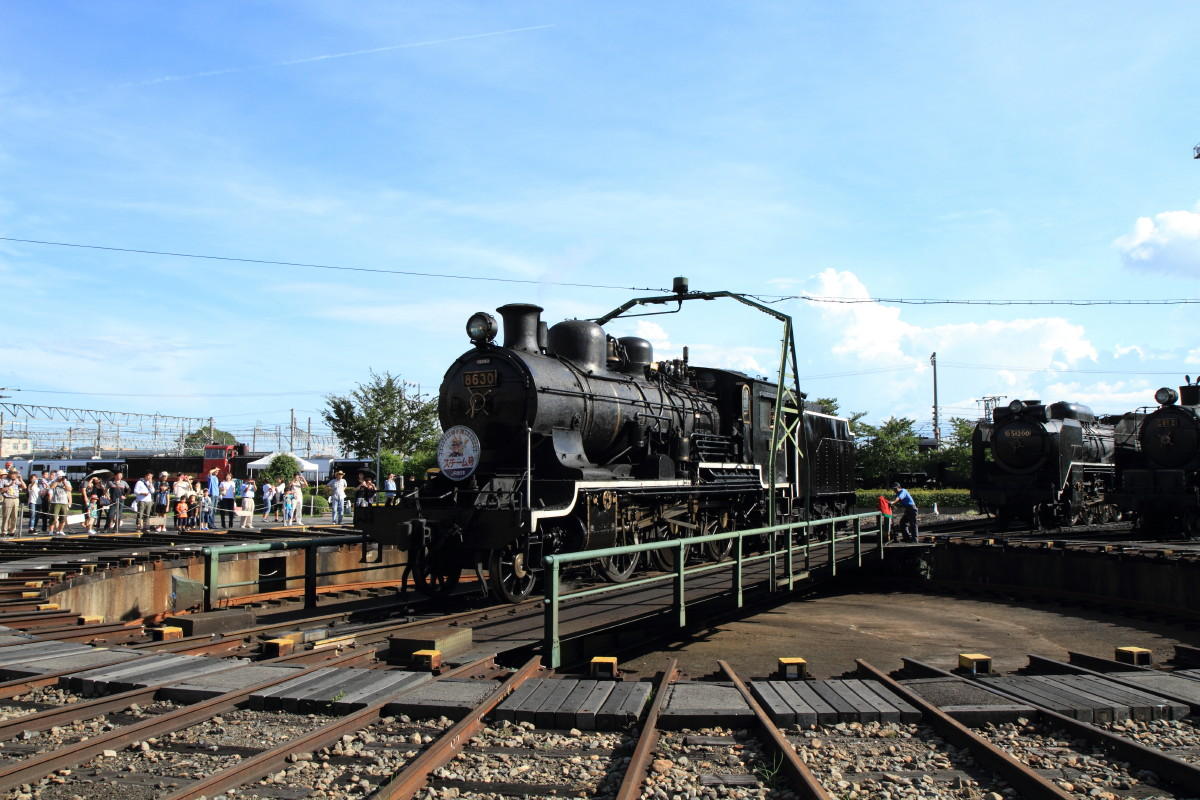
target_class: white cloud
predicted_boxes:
[1114,344,1145,359]
[808,269,1097,370]
[1114,203,1200,274]
[808,270,918,365]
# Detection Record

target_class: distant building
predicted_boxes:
[0,438,33,458]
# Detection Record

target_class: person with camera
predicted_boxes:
[105,472,129,531]
[47,472,72,535]
[1,469,26,536]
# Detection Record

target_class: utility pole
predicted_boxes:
[375,431,382,486]
[306,417,312,458]
[930,352,940,449]
[251,426,257,453]
[207,417,214,444]
[289,409,296,453]
[95,421,101,458]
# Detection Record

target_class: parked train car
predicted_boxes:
[357,302,855,602]
[970,399,1131,528]
[124,443,247,481]
[1114,382,1200,535]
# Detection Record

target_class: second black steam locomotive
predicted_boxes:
[970,399,1138,528]
[1114,382,1200,534]
[359,302,855,601]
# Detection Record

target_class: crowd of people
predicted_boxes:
[0,460,328,536]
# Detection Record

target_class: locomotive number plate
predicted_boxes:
[1003,429,1032,437]
[464,370,498,388]
[1158,418,1179,428]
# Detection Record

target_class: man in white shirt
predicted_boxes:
[328,471,348,524]
[134,472,155,532]
[26,472,46,533]
[218,476,236,529]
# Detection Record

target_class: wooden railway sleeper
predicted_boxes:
[161,654,500,800]
[856,659,1074,800]
[615,658,679,800]
[905,656,1200,796]
[371,655,544,800]
[0,643,381,792]
[718,659,834,800]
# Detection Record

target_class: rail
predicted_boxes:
[202,533,389,611]
[542,511,882,668]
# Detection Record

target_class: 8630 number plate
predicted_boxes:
[464,370,498,388]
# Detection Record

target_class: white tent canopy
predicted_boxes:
[245,452,320,477]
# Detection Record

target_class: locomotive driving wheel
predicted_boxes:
[651,521,692,571]
[488,539,537,603]
[598,524,640,582]
[702,512,733,562]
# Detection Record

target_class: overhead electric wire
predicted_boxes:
[8,387,329,398]
[940,362,1187,376]
[752,293,1200,306]
[4,235,1197,305]
[0,236,667,293]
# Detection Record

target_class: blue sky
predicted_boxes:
[2,0,1199,442]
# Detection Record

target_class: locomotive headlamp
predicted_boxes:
[1008,399,1024,413]
[1155,387,1179,405]
[466,312,498,345]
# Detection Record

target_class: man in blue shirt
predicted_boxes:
[891,482,918,542]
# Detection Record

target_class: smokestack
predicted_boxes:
[497,304,543,353]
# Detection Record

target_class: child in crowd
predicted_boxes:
[200,490,214,531]
[174,497,189,532]
[84,493,99,534]
[187,495,199,530]
[283,488,296,526]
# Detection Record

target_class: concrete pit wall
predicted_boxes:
[47,543,408,623]
[927,544,1200,618]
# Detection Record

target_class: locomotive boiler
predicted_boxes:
[1114,382,1200,535]
[971,399,1121,528]
[358,300,856,602]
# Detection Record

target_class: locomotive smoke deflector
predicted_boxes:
[497,303,543,353]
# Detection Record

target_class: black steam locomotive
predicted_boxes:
[970,399,1133,528]
[359,302,855,601]
[1114,382,1200,535]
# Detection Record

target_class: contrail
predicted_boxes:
[119,24,555,88]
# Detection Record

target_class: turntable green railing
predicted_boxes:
[541,511,883,668]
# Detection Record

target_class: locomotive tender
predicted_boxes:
[1114,382,1200,534]
[359,300,855,601]
[970,399,1129,528]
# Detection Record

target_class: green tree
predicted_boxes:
[922,416,976,480]
[261,453,300,485]
[812,397,840,415]
[854,416,920,485]
[181,426,236,453]
[323,371,440,459]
